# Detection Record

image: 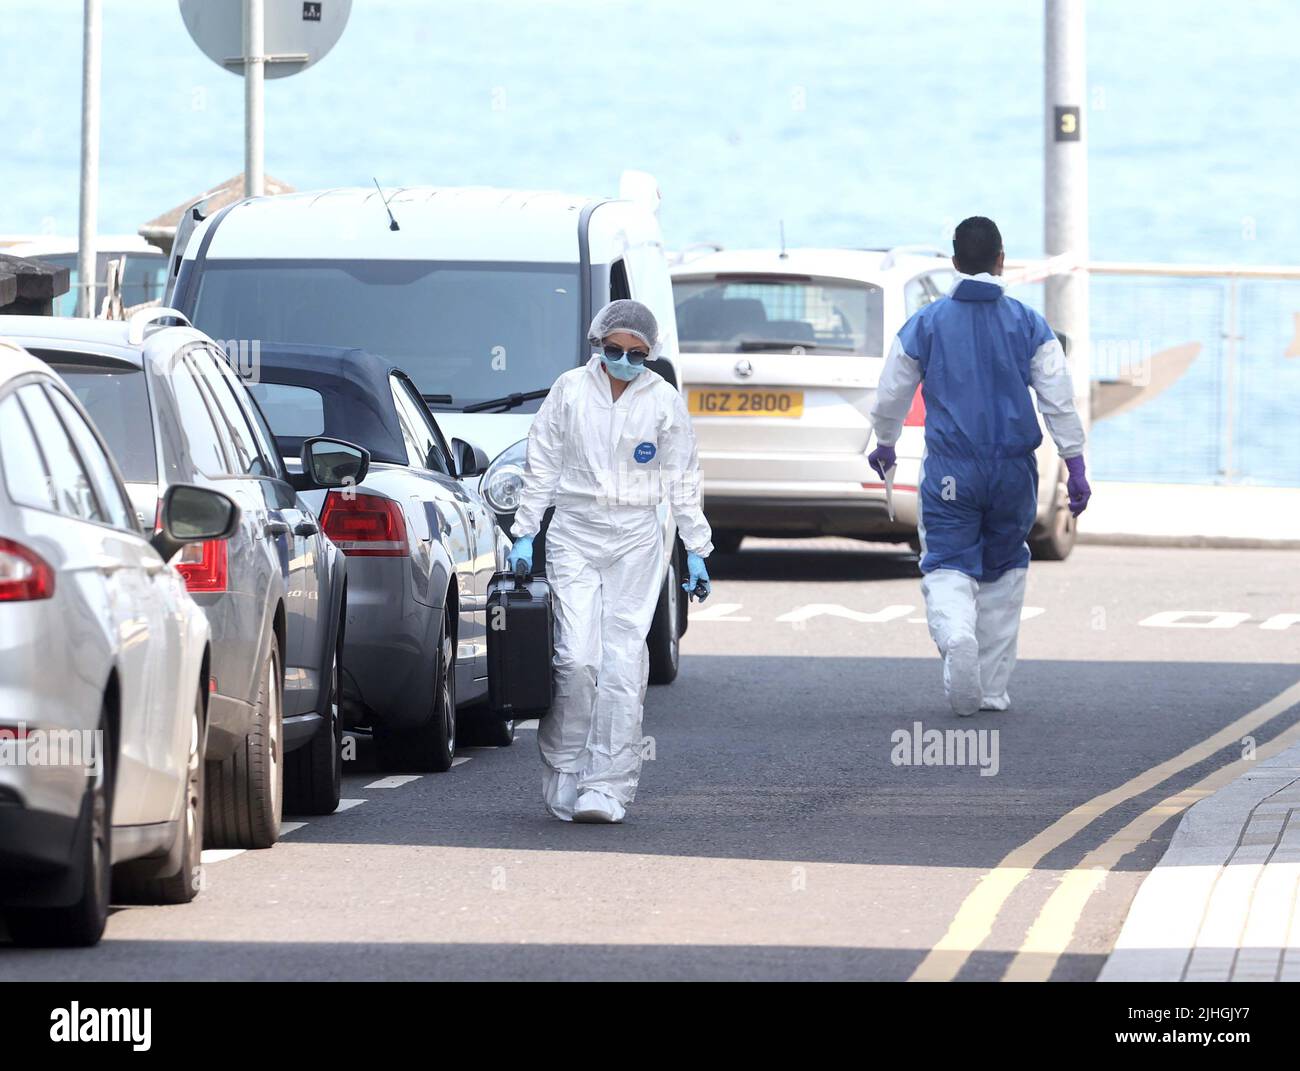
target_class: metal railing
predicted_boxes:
[1008,261,1300,488]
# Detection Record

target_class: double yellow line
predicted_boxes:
[909,678,1300,982]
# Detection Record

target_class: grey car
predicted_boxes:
[244,344,508,772]
[1,311,360,847]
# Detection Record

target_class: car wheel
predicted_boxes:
[1029,477,1077,562]
[374,611,456,773]
[647,555,680,685]
[114,682,206,905]
[712,530,744,555]
[205,632,284,849]
[285,625,343,815]
[6,711,113,947]
[459,703,516,748]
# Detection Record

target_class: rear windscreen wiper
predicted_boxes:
[461,388,551,414]
[738,340,856,352]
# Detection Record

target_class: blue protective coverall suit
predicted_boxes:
[870,272,1086,715]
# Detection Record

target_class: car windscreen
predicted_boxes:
[189,259,582,412]
[37,357,158,483]
[673,275,885,356]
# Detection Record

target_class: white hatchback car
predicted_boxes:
[670,247,1075,559]
[0,344,236,946]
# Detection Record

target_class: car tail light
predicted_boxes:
[905,386,926,426]
[0,539,55,602]
[175,540,229,593]
[320,492,409,557]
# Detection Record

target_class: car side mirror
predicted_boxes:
[294,437,370,491]
[151,483,239,562]
[646,356,678,390]
[452,437,491,478]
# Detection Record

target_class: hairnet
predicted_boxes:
[588,299,660,354]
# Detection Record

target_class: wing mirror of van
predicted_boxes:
[452,438,491,478]
[295,437,371,491]
[646,357,678,389]
[151,483,240,562]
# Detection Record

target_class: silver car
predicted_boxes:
[0,343,236,946]
[1,311,360,849]
[245,345,507,772]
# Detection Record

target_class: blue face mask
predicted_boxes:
[597,351,648,381]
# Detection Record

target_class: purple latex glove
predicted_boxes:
[1065,455,1091,515]
[868,443,897,481]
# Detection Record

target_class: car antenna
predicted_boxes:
[373,178,400,231]
[779,220,788,259]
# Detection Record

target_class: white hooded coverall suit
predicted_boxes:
[512,356,713,820]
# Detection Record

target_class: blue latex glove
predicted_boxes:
[683,551,711,601]
[868,442,897,481]
[507,535,534,573]
[1065,455,1091,515]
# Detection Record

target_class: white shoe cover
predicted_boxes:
[573,790,625,824]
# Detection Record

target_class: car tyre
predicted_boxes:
[1030,471,1077,562]
[374,611,456,772]
[6,711,113,947]
[285,625,343,815]
[647,555,681,685]
[114,682,206,904]
[205,633,284,849]
[712,530,744,555]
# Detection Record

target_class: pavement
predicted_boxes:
[1080,481,1300,548]
[1100,737,1300,982]
[1,539,1296,981]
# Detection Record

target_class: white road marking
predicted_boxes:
[515,719,540,730]
[365,775,422,789]
[452,757,472,768]
[777,603,914,624]
[280,821,307,835]
[335,798,367,812]
[1139,610,1252,629]
[690,602,751,622]
[200,849,245,864]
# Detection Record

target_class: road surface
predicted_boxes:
[3,540,1297,981]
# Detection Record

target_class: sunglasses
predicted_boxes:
[600,343,651,364]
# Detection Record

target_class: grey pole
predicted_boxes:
[76,0,102,318]
[1044,0,1090,425]
[244,0,265,197]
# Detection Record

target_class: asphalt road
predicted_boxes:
[3,540,1298,981]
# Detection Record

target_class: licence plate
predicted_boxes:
[688,388,804,418]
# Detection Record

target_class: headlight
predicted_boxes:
[479,440,528,515]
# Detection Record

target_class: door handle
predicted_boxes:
[265,520,291,538]
[294,520,319,537]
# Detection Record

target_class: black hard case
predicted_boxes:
[486,564,555,717]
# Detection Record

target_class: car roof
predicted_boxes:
[0,315,208,369]
[0,339,57,386]
[670,247,954,286]
[195,186,603,264]
[247,343,410,466]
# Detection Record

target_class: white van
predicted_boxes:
[169,176,691,682]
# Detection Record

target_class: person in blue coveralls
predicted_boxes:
[869,217,1091,716]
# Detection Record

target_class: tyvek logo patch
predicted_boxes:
[633,442,657,464]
